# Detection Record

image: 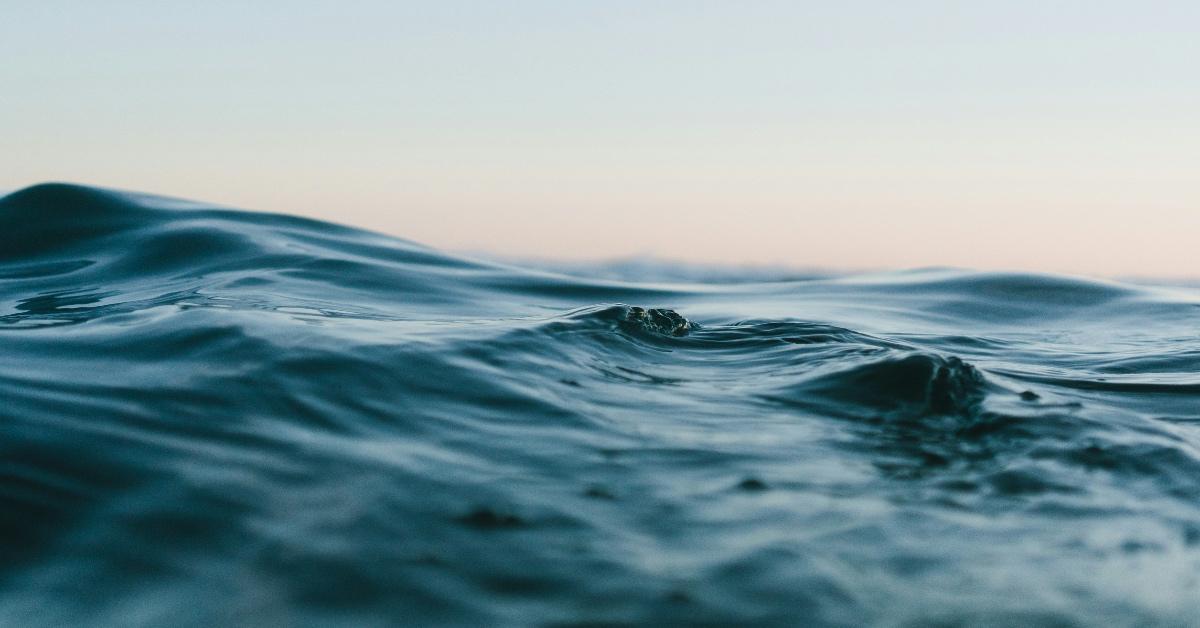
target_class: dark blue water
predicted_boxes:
[2,183,1199,627]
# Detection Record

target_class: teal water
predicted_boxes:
[2,184,1199,627]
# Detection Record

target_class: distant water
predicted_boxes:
[2,184,1199,627]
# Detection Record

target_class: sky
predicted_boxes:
[3,1,1197,278]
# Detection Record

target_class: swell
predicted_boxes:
[3,183,1195,328]
[2,183,1200,626]
[0,184,684,324]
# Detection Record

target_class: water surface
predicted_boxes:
[2,183,1199,626]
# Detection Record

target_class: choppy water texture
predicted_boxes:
[2,184,1199,627]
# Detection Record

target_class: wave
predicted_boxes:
[2,183,1200,626]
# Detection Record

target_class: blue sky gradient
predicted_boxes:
[3,1,1197,276]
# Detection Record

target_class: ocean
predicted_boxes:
[1,183,1198,626]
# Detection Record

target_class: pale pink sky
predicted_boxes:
[4,2,1197,278]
